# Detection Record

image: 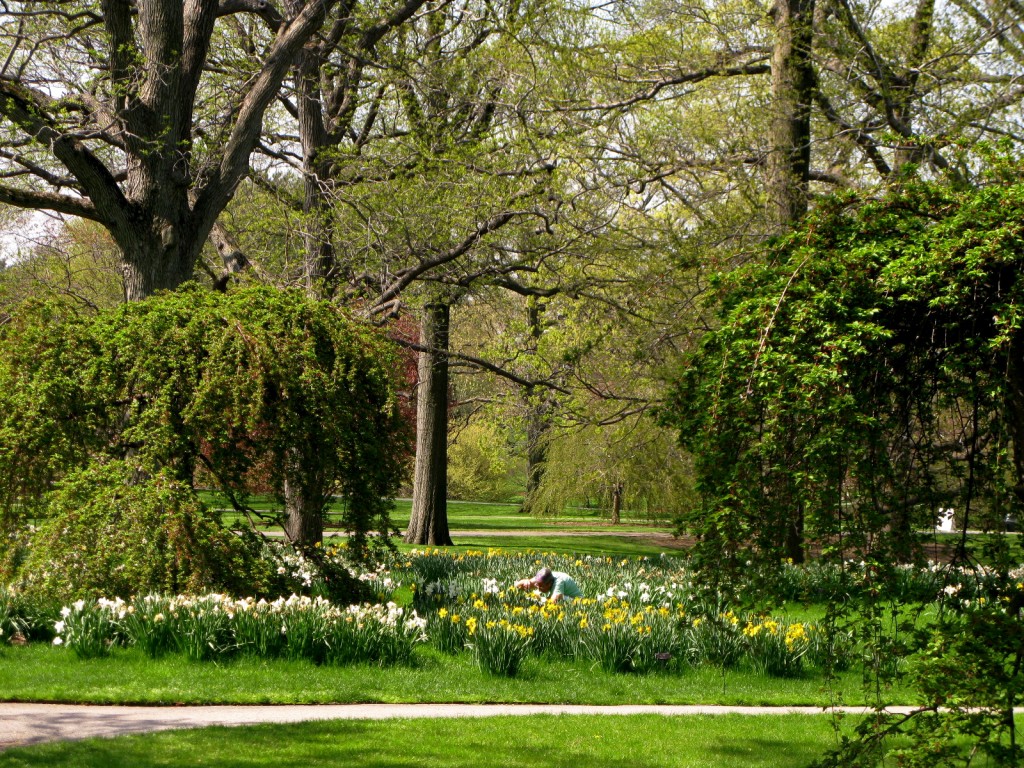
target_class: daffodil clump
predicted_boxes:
[469,617,535,676]
[51,593,427,665]
[401,550,838,677]
[740,617,812,677]
[52,597,125,658]
[774,559,1024,603]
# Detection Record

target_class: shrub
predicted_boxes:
[0,285,409,599]
[20,462,270,601]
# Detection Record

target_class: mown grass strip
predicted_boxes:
[0,644,908,707]
[0,714,854,768]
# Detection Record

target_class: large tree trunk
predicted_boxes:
[292,40,339,300]
[769,0,814,561]
[117,218,200,301]
[281,446,328,548]
[768,0,815,231]
[405,301,454,545]
[0,0,333,303]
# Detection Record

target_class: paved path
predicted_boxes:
[0,702,917,750]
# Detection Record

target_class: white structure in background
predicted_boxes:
[937,508,955,533]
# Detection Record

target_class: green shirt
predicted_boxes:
[550,571,583,601]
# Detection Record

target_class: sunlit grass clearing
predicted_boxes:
[0,714,852,768]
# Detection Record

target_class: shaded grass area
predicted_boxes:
[0,714,849,768]
[0,644,908,707]
[930,532,1024,562]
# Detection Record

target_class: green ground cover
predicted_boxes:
[0,643,901,706]
[0,714,858,768]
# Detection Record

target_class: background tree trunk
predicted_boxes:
[405,301,454,545]
[292,42,339,300]
[769,0,814,561]
[521,300,550,515]
[522,389,550,515]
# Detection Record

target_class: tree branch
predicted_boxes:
[0,182,99,220]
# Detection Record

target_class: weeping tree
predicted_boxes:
[0,284,408,596]
[666,168,1024,765]
[668,171,1024,566]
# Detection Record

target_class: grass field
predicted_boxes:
[0,714,858,768]
[210,495,675,536]
[0,643,900,707]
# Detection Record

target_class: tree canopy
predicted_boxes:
[667,157,1024,569]
[0,0,334,298]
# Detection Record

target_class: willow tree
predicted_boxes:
[669,168,1024,767]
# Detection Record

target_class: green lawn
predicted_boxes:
[0,644,908,707]
[205,492,681,556]
[0,714,856,768]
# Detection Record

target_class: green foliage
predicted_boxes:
[666,175,1024,571]
[528,417,696,522]
[667,168,1024,765]
[0,219,124,314]
[447,421,520,502]
[21,462,265,601]
[0,284,408,598]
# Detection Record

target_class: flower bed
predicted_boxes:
[51,593,427,665]
[8,548,1022,679]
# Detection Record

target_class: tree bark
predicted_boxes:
[405,301,454,545]
[291,35,340,299]
[522,389,550,515]
[785,504,805,564]
[768,0,815,231]
[282,473,325,548]
[282,447,327,548]
[611,482,623,525]
[769,0,814,561]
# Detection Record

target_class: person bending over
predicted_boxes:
[515,567,582,603]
